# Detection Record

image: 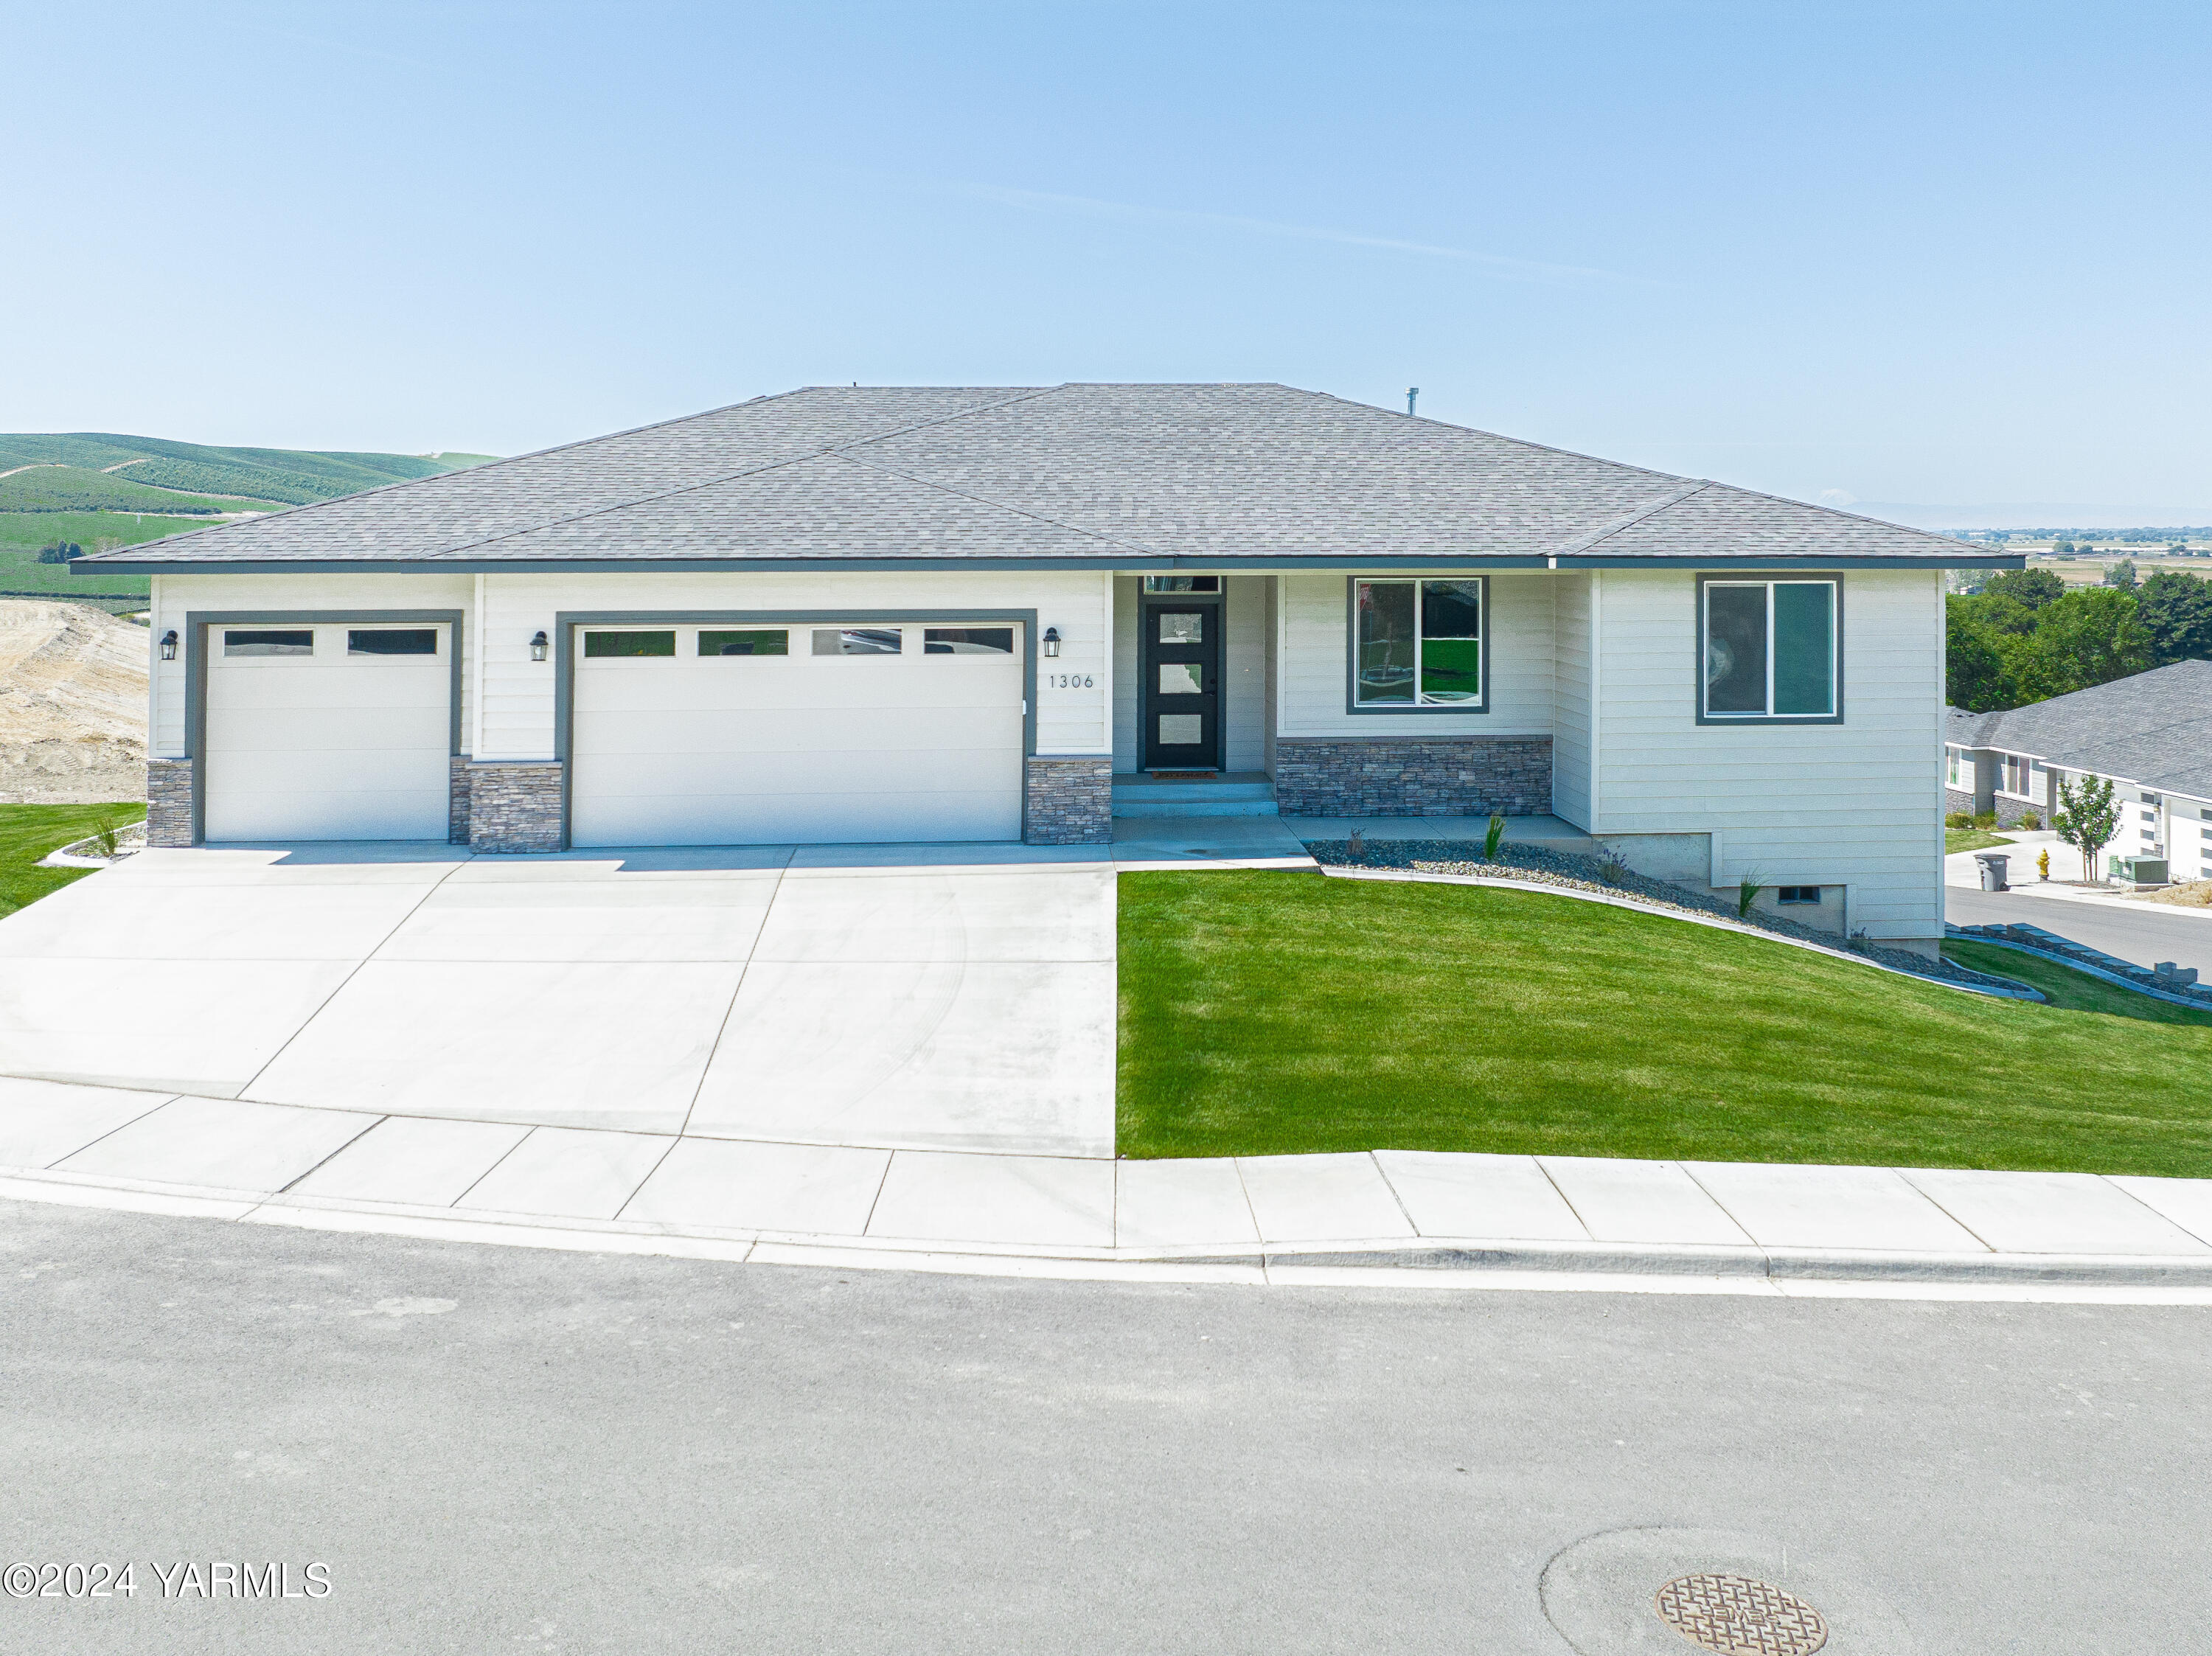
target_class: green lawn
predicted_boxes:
[0,804,146,920]
[1944,828,2014,855]
[1118,870,2212,1175]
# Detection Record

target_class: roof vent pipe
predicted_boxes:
[1406,387,1419,417]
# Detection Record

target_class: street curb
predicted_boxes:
[1234,1239,2212,1287]
[8,1163,2212,1300]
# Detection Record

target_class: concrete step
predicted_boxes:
[1111,780,1275,803]
[1111,775,1279,818]
[1111,797,1281,818]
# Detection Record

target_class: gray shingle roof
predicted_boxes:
[1947,660,2212,801]
[85,383,2006,571]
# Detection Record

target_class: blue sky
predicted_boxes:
[7,1,2208,520]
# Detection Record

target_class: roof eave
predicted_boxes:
[78,549,2022,575]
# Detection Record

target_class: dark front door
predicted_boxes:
[1141,601,1222,770]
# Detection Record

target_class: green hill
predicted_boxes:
[0,434,496,607]
[0,434,497,509]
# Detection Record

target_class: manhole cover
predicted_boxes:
[1653,1573,1828,1655]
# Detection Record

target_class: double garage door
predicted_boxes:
[568,621,1023,847]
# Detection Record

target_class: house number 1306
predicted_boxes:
[1044,673,1094,689]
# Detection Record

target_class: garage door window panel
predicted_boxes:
[224,629,314,658]
[813,627,904,656]
[699,630,787,657]
[584,630,676,658]
[348,628,438,656]
[922,627,1015,655]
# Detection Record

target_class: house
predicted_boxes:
[1947,658,2212,881]
[81,383,2013,955]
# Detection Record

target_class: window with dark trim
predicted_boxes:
[1701,578,1838,720]
[1350,577,1485,709]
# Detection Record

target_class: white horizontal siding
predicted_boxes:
[1224,576,1267,771]
[1276,570,1555,737]
[1551,570,1592,828]
[1112,576,1138,772]
[1591,567,1944,940]
[150,572,473,760]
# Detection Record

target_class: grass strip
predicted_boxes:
[0,802,147,919]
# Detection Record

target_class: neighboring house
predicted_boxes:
[1946,659,2212,881]
[81,383,2013,954]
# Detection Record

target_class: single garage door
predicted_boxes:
[203,622,452,842]
[569,622,1023,846]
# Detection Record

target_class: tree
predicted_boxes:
[2135,568,2212,665]
[2003,586,2148,701]
[2052,773,2120,883]
[2104,557,2140,589]
[2052,540,2076,557]
[1979,568,2065,610]
[1946,607,2009,709]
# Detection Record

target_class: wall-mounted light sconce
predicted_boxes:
[1042,627,1061,658]
[159,630,178,662]
[529,630,549,662]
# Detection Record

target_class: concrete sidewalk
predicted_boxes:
[7,1074,2212,1301]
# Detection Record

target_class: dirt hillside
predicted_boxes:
[0,600,148,803]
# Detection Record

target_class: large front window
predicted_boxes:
[1700,578,1839,720]
[1352,578,1485,708]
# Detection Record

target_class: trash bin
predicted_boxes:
[1975,852,2009,891]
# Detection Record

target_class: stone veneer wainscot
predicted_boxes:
[1275,736,1551,818]
[467,761,566,853]
[145,759,195,847]
[1024,756,1113,845]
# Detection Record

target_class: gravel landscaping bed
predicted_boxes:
[1303,837,2020,992]
[48,821,147,863]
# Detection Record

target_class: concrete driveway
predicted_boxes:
[0,842,1117,1158]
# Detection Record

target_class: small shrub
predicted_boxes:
[1484,812,1505,860]
[1736,872,1763,919]
[1345,829,1364,863]
[92,815,119,859]
[1945,812,1972,829]
[1972,812,1998,829]
[2021,810,2043,830]
[1596,852,1630,886]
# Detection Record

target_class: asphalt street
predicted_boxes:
[3,1199,2209,1655]
[1947,884,2212,975]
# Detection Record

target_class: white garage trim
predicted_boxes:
[184,610,464,846]
[555,609,1037,849]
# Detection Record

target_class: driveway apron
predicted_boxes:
[0,843,1117,1159]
